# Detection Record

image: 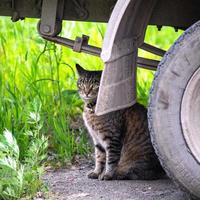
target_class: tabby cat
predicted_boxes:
[76,64,164,180]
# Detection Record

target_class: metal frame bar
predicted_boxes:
[137,57,159,70]
[140,42,166,57]
[41,34,160,71]
[41,35,101,56]
[38,0,166,71]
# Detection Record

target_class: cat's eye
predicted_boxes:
[78,82,84,89]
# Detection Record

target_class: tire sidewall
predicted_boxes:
[148,21,200,198]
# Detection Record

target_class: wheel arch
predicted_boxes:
[96,0,158,115]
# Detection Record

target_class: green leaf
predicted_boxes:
[0,156,17,171]
[3,129,19,158]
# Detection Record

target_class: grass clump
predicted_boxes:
[0,101,48,199]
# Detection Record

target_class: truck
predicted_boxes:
[0,0,200,199]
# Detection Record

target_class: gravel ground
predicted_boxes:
[43,163,189,200]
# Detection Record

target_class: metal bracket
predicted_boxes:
[11,0,24,22]
[39,0,65,36]
[73,35,89,52]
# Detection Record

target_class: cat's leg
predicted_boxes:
[99,135,122,180]
[114,165,132,180]
[87,144,106,179]
[129,160,165,180]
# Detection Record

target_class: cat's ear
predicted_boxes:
[76,64,86,76]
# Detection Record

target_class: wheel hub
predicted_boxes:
[181,66,200,163]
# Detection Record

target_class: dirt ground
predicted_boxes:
[43,162,189,200]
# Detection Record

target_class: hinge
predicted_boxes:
[39,0,65,36]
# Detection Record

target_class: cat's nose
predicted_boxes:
[85,90,90,96]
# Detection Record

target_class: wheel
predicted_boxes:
[148,20,200,199]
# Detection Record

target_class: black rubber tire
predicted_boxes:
[148,20,200,199]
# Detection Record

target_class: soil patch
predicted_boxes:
[43,162,187,200]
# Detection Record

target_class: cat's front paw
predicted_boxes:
[99,172,114,181]
[87,171,100,179]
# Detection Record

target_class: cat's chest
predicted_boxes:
[83,111,105,134]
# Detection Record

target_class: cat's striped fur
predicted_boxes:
[76,64,164,180]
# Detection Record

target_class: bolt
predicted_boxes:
[157,25,162,31]
[11,11,20,22]
[79,11,85,18]
[42,25,51,34]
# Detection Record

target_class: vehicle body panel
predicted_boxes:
[0,0,200,29]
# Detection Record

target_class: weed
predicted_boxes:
[0,105,48,199]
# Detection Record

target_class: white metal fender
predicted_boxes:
[95,0,158,115]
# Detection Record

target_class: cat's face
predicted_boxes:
[76,64,102,103]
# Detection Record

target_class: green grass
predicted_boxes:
[0,16,183,199]
[0,105,48,199]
